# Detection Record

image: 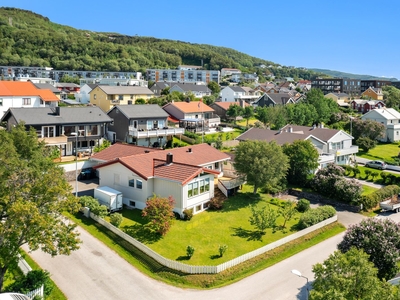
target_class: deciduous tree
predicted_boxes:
[0,124,81,291]
[310,248,399,300]
[226,104,244,123]
[338,218,400,280]
[142,195,175,236]
[234,140,289,194]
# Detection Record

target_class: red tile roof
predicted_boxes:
[164,101,214,113]
[91,143,161,162]
[213,101,249,110]
[0,81,59,101]
[94,143,230,183]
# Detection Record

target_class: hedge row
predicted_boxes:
[359,185,400,210]
[298,205,336,229]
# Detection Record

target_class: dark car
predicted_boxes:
[365,160,387,170]
[78,168,96,180]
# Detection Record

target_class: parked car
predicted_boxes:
[78,167,96,180]
[365,160,387,170]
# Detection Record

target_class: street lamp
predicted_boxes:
[71,132,78,197]
[291,269,309,300]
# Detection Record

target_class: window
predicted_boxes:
[193,182,198,196]
[128,100,132,105]
[118,95,123,100]
[204,178,210,192]
[136,179,142,189]
[147,120,152,130]
[42,126,55,138]
[94,94,97,100]
[214,162,219,169]
[0,98,2,106]
[87,125,98,136]
[128,179,135,187]
[129,201,136,207]
[200,179,205,193]
[196,204,201,212]
[22,98,31,105]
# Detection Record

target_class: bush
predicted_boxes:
[296,198,310,212]
[298,205,336,229]
[359,185,400,210]
[4,270,53,297]
[209,197,225,210]
[219,244,228,257]
[183,208,193,221]
[109,213,123,227]
[79,196,108,218]
[186,245,195,258]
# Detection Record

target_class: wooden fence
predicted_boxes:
[89,212,337,274]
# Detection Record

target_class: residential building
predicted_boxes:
[361,87,384,100]
[79,73,147,88]
[146,69,220,84]
[91,143,231,216]
[33,83,61,99]
[169,82,211,98]
[76,83,98,104]
[361,107,400,142]
[89,86,154,113]
[236,125,358,166]
[55,82,80,100]
[107,104,184,147]
[311,78,343,94]
[221,68,241,77]
[178,65,202,70]
[163,100,220,132]
[0,81,59,117]
[350,99,384,113]
[252,93,295,107]
[231,73,259,84]
[360,80,391,93]
[220,86,261,103]
[209,101,248,120]
[325,92,350,102]
[1,106,112,156]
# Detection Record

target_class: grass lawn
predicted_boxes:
[3,251,67,300]
[357,142,400,163]
[362,184,378,195]
[201,129,243,144]
[347,165,400,184]
[103,186,316,266]
[236,117,258,127]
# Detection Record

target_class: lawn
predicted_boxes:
[362,184,378,195]
[106,185,306,266]
[357,142,400,163]
[347,165,400,184]
[201,129,243,144]
[236,117,258,127]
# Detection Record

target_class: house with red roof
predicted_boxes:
[92,143,231,216]
[0,81,59,117]
[163,100,220,133]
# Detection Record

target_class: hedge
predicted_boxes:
[298,205,336,229]
[359,185,400,210]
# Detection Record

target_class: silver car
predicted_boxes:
[365,160,387,170]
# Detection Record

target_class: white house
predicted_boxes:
[220,86,261,103]
[361,107,400,142]
[92,143,231,216]
[0,81,59,117]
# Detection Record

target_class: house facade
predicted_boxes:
[163,101,220,132]
[220,86,261,103]
[361,107,400,142]
[168,82,211,98]
[361,87,384,100]
[107,104,184,147]
[92,143,231,216]
[350,99,385,113]
[89,86,154,112]
[209,101,248,120]
[0,81,59,117]
[146,69,220,84]
[252,93,295,107]
[1,106,112,156]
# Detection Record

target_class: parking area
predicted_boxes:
[70,177,99,197]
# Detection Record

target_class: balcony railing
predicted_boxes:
[39,136,68,146]
[328,145,359,156]
[129,127,185,138]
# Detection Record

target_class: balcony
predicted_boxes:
[128,127,185,138]
[328,145,359,156]
[206,117,221,125]
[39,135,68,146]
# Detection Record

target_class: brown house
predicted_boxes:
[350,99,385,113]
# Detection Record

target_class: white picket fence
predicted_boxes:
[90,212,337,274]
[17,256,44,299]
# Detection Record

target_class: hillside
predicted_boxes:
[0,7,325,80]
[310,68,398,81]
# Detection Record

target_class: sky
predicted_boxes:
[2,0,400,79]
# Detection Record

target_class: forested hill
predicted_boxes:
[0,7,323,80]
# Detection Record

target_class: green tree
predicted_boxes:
[0,124,81,291]
[135,98,146,104]
[207,81,220,94]
[255,106,270,127]
[248,205,277,233]
[356,136,377,152]
[305,88,339,124]
[282,140,319,185]
[352,118,385,143]
[285,103,317,126]
[279,201,296,228]
[242,106,254,128]
[338,218,400,280]
[383,85,400,110]
[142,195,175,236]
[310,248,399,300]
[226,104,244,123]
[234,140,289,194]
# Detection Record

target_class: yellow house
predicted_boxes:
[325,92,350,102]
[361,87,383,100]
[89,86,154,112]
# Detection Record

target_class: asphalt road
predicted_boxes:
[22,206,366,300]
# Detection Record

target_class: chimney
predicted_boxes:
[312,124,316,130]
[55,106,60,115]
[166,153,173,165]
[188,148,192,153]
[320,123,324,128]
[288,127,293,133]
[144,150,150,153]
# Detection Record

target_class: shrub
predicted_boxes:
[183,208,193,221]
[209,197,225,210]
[186,245,195,258]
[80,195,108,218]
[110,212,123,227]
[298,205,336,229]
[4,270,53,297]
[360,185,400,210]
[219,244,228,257]
[296,198,310,212]
[142,195,175,236]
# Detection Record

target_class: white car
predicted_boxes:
[365,160,387,170]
